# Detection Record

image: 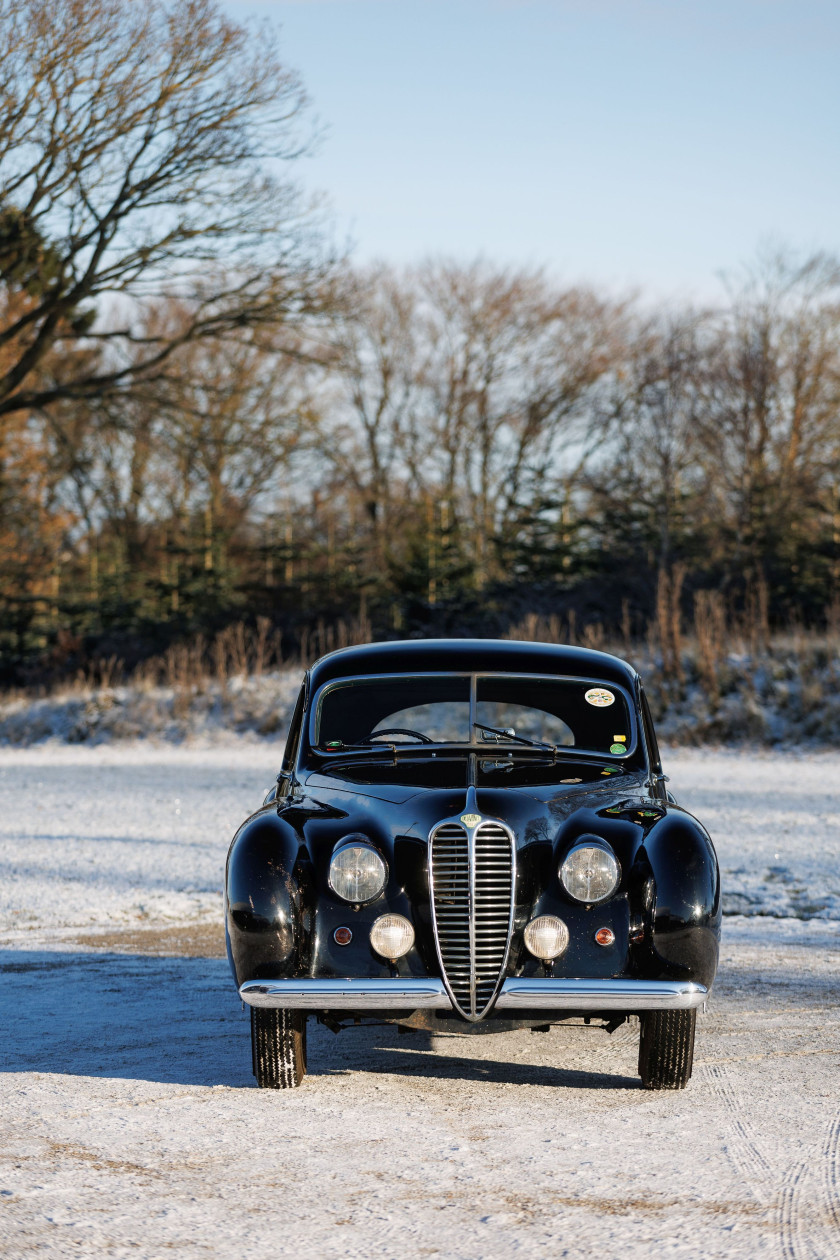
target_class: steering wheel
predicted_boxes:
[363,727,434,744]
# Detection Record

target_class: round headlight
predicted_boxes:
[524,915,570,961]
[328,840,387,903]
[370,913,415,960]
[560,841,620,903]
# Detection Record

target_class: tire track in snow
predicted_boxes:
[702,1062,772,1190]
[704,1062,830,1258]
[778,1160,814,1260]
[821,1108,840,1233]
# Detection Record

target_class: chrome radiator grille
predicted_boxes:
[429,817,515,1020]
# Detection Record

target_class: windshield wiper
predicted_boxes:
[473,722,556,752]
[318,741,407,755]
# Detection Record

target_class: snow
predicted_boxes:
[0,745,838,1258]
[1,744,838,941]
[0,745,279,938]
[0,672,303,748]
[667,747,840,920]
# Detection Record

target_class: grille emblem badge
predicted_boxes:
[460,813,481,828]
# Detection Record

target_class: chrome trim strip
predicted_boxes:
[467,801,477,1016]
[239,976,707,1011]
[495,978,708,1011]
[240,978,451,1009]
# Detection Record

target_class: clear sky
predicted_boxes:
[223,1,839,299]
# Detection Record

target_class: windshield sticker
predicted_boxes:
[610,743,626,754]
[613,734,626,742]
[585,687,615,707]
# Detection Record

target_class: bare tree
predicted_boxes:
[591,310,707,575]
[319,261,627,593]
[0,0,336,418]
[322,264,424,568]
[697,250,840,585]
[416,260,627,582]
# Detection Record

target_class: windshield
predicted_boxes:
[312,673,635,759]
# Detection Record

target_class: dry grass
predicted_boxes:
[71,922,226,958]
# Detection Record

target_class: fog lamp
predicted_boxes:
[370,913,415,960]
[328,839,386,903]
[523,915,570,961]
[560,841,620,904]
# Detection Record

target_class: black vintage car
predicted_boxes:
[225,640,720,1090]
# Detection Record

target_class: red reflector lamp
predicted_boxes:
[333,926,353,946]
[594,927,615,947]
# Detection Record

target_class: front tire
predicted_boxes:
[638,1008,696,1090]
[251,1007,307,1088]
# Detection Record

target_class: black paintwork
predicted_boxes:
[225,640,721,1025]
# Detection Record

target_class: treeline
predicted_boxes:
[2,1,840,686]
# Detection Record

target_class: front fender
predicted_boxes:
[642,812,721,988]
[225,809,312,986]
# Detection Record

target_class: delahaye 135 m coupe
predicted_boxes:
[225,640,720,1090]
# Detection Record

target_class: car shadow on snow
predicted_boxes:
[313,1031,642,1090]
[0,949,254,1088]
[0,949,642,1091]
[3,947,831,1091]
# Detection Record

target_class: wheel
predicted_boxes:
[251,1007,307,1088]
[638,1008,696,1090]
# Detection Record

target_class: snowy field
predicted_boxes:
[0,745,838,1259]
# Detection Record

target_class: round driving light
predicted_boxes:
[328,840,387,903]
[523,915,570,961]
[594,927,615,946]
[370,913,415,961]
[333,926,353,946]
[560,841,620,904]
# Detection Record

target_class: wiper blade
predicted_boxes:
[317,741,405,757]
[473,722,556,752]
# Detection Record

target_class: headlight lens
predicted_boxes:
[560,841,620,903]
[328,840,387,903]
[370,913,415,960]
[524,915,570,961]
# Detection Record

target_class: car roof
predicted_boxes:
[308,639,639,692]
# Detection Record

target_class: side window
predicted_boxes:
[280,680,307,784]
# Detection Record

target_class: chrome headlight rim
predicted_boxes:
[559,836,621,905]
[328,835,388,904]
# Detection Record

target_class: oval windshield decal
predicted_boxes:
[585,687,615,707]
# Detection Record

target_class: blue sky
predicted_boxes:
[223,1,839,298]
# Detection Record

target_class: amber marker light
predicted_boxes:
[333,926,353,945]
[594,927,615,946]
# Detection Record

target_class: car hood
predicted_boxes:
[294,771,652,846]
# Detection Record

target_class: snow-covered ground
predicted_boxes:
[0,746,838,1259]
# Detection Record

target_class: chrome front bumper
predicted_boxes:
[239,976,707,1012]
